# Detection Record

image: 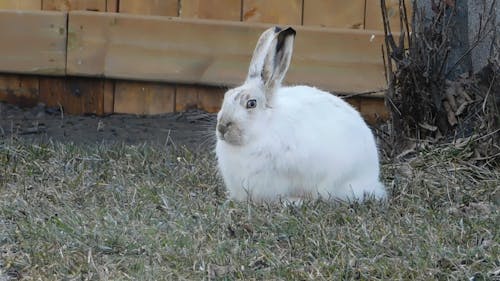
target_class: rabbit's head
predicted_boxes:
[216,26,296,146]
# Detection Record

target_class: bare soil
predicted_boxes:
[0,102,217,150]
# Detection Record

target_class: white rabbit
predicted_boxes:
[215,26,386,202]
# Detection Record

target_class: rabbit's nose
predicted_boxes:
[217,122,233,135]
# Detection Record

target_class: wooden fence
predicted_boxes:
[0,0,407,123]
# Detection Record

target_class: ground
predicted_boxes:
[0,102,499,280]
[0,102,217,150]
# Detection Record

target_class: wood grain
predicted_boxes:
[106,0,118,12]
[176,85,225,113]
[103,80,114,114]
[114,81,175,115]
[344,96,361,111]
[0,0,41,10]
[198,86,225,113]
[119,0,178,16]
[180,0,241,20]
[39,77,105,115]
[242,0,302,25]
[365,0,411,31]
[0,75,39,107]
[0,10,67,75]
[303,0,365,29]
[67,11,387,93]
[42,0,107,11]
[175,85,200,112]
[358,97,389,123]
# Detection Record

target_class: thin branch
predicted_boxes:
[341,90,386,99]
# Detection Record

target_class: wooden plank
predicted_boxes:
[67,11,387,94]
[344,97,361,111]
[39,77,105,115]
[180,0,241,21]
[176,85,225,113]
[42,0,106,11]
[243,0,302,24]
[114,81,175,115]
[0,75,39,107]
[303,0,365,29]
[175,85,199,112]
[198,86,225,113]
[358,97,389,123]
[119,0,178,16]
[106,0,118,12]
[103,80,114,114]
[0,2,42,109]
[0,10,66,75]
[365,0,411,31]
[0,0,41,10]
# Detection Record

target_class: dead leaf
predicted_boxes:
[455,102,469,116]
[457,86,473,102]
[445,87,458,111]
[443,101,458,126]
[419,122,438,131]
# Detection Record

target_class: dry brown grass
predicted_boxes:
[0,138,498,280]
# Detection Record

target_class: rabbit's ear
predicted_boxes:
[247,27,280,82]
[263,27,296,93]
[246,27,296,99]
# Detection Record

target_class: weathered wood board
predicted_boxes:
[180,0,241,20]
[358,96,389,123]
[0,10,67,75]
[42,0,107,11]
[175,85,199,112]
[176,85,225,113]
[242,0,302,25]
[0,0,41,10]
[197,86,225,113]
[67,11,387,94]
[0,74,387,121]
[303,0,365,29]
[114,81,175,115]
[365,0,411,32]
[0,2,42,108]
[103,80,114,114]
[119,0,178,16]
[39,77,106,115]
[106,0,118,13]
[0,75,39,107]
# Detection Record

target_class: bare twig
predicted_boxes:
[380,0,499,162]
[341,90,386,99]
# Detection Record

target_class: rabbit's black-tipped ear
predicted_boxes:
[247,27,280,82]
[246,26,296,99]
[262,27,296,93]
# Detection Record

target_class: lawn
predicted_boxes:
[0,139,498,280]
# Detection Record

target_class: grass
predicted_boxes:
[0,139,498,280]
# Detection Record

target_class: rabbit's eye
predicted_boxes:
[246,99,257,109]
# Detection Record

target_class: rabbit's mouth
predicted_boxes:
[217,132,243,146]
[217,123,243,146]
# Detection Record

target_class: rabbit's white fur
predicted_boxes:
[215,27,386,202]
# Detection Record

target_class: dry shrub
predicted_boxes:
[381,0,499,165]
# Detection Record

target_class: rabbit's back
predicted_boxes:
[272,85,377,159]
[266,86,384,199]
